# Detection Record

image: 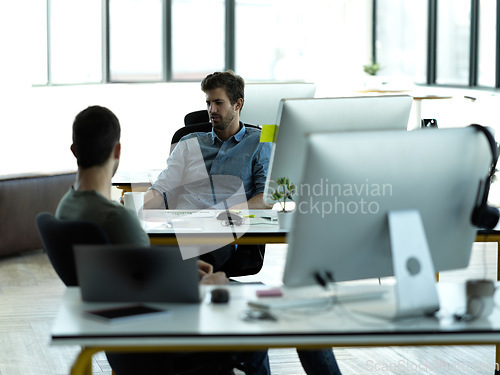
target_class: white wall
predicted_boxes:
[1,82,207,175]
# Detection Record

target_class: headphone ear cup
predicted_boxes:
[472,205,500,229]
[469,125,499,229]
[471,179,499,229]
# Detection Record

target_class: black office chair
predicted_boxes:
[171,110,261,148]
[35,212,110,286]
[169,115,266,277]
[184,109,209,126]
[171,122,212,146]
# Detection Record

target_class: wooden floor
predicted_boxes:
[0,242,499,375]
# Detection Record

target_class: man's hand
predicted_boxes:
[143,189,166,209]
[230,193,273,210]
[200,271,229,285]
[197,260,213,278]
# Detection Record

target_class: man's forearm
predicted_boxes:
[143,189,166,209]
[231,193,273,210]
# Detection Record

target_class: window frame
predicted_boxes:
[40,0,500,88]
[373,0,500,90]
[39,0,237,86]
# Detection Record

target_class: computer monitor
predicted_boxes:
[240,82,316,126]
[263,95,413,203]
[282,126,493,318]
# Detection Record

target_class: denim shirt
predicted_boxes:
[151,123,271,209]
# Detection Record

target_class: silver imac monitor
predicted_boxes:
[240,82,316,126]
[283,126,493,318]
[263,95,413,203]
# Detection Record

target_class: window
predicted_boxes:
[37,0,500,88]
[375,0,499,89]
[235,0,356,83]
[477,0,497,87]
[49,0,102,84]
[171,0,225,81]
[32,0,48,85]
[109,0,164,82]
[235,0,306,81]
[375,0,428,84]
[435,0,471,85]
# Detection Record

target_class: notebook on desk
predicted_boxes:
[73,245,200,303]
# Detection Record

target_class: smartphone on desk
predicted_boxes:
[84,304,170,323]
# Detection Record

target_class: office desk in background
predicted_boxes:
[356,89,453,129]
[142,209,287,246]
[139,208,500,278]
[112,169,161,195]
[52,283,500,375]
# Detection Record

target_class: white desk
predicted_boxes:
[142,209,287,246]
[52,283,500,375]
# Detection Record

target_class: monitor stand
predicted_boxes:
[351,209,440,320]
[388,209,440,318]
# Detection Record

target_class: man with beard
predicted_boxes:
[144,71,343,375]
[146,70,271,211]
[144,70,273,270]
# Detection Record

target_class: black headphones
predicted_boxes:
[470,124,500,229]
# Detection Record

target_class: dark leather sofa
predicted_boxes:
[0,172,75,256]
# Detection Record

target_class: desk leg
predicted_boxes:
[413,99,422,129]
[71,347,102,375]
[496,241,500,374]
[115,185,132,197]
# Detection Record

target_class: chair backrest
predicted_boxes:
[170,121,262,151]
[36,212,110,286]
[184,110,209,126]
[170,122,212,148]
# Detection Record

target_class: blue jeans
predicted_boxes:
[297,349,342,375]
[234,350,271,375]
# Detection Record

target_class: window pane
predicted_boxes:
[235,0,305,81]
[50,0,102,84]
[477,0,496,87]
[436,0,471,85]
[235,0,370,85]
[171,0,225,81]
[109,0,163,82]
[376,0,427,84]
[32,0,48,85]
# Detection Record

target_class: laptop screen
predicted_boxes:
[73,245,200,303]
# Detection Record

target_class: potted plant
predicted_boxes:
[363,60,382,90]
[363,60,380,76]
[271,177,296,229]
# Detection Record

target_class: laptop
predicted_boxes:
[73,245,200,303]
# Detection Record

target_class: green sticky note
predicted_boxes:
[260,124,278,143]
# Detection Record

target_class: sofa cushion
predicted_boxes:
[0,172,75,256]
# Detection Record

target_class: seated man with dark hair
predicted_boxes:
[145,70,273,271]
[56,105,270,375]
[144,71,343,375]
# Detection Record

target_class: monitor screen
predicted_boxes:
[240,82,316,126]
[264,95,413,203]
[282,127,493,316]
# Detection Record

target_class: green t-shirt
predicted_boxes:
[56,188,150,246]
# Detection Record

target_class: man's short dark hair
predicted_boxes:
[72,106,121,168]
[201,70,245,111]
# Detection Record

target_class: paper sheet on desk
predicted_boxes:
[165,210,218,218]
[248,217,279,225]
[170,218,203,231]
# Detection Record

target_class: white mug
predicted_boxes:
[123,192,144,216]
[466,279,495,319]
